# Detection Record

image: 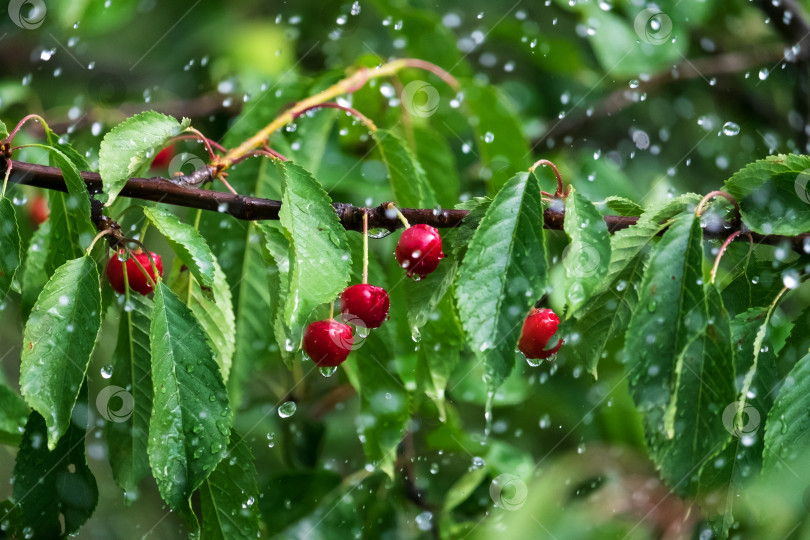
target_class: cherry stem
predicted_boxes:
[362,210,369,284]
[218,174,239,195]
[122,238,160,285]
[695,190,741,219]
[185,127,217,162]
[386,202,411,228]
[171,133,227,153]
[709,229,752,284]
[399,58,461,90]
[329,301,335,320]
[230,149,286,167]
[1,158,11,198]
[529,159,565,198]
[6,114,50,147]
[294,102,378,132]
[86,229,114,255]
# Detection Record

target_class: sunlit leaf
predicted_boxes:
[99,111,190,206]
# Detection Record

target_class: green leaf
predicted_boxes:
[0,197,22,300]
[624,213,735,493]
[566,194,701,377]
[257,221,295,367]
[456,172,547,391]
[443,468,487,513]
[199,431,261,540]
[601,196,644,217]
[0,119,7,140]
[343,332,410,479]
[416,293,462,421]
[403,253,457,332]
[413,125,459,208]
[106,293,153,501]
[763,351,810,472]
[148,282,231,512]
[279,161,351,343]
[12,406,98,536]
[189,254,236,382]
[562,189,611,313]
[462,82,528,195]
[725,154,810,235]
[230,222,277,405]
[374,129,437,208]
[579,3,684,76]
[0,383,28,445]
[144,206,217,293]
[446,197,491,260]
[29,144,94,244]
[99,111,190,205]
[19,256,101,449]
[20,220,51,320]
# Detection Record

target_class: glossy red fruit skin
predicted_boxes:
[395,224,445,279]
[518,308,564,360]
[340,284,390,329]
[30,195,49,226]
[106,250,163,296]
[303,320,354,367]
[151,145,174,170]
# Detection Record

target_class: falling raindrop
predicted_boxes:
[722,122,740,136]
[278,401,297,418]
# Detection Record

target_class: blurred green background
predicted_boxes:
[2,0,810,538]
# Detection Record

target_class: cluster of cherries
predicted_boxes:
[302,222,446,368]
[68,196,562,369]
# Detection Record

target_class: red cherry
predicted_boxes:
[106,249,163,296]
[340,284,390,329]
[151,145,175,170]
[518,308,564,360]
[303,320,354,367]
[395,224,445,279]
[30,195,49,226]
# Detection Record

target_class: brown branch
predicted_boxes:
[4,159,810,252]
[754,0,810,61]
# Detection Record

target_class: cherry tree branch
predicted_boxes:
[4,159,809,252]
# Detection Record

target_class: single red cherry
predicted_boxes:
[395,224,445,279]
[303,320,354,367]
[340,284,390,329]
[518,308,564,360]
[106,249,163,296]
[151,145,175,170]
[30,195,49,226]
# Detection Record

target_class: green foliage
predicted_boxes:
[199,432,262,540]
[375,129,436,208]
[19,256,101,449]
[12,395,98,537]
[0,197,21,299]
[456,172,547,391]
[106,293,153,501]
[99,111,190,206]
[278,161,351,344]
[725,154,810,235]
[562,189,610,313]
[3,2,810,536]
[147,282,231,515]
